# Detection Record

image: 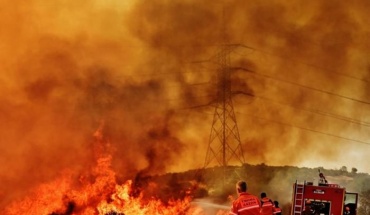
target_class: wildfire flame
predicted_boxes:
[3,123,229,215]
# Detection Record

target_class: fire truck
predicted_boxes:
[291,172,358,215]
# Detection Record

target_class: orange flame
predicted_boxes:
[4,154,198,215]
[3,124,229,215]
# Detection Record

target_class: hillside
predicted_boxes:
[140,163,370,214]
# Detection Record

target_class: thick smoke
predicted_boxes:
[1,0,370,210]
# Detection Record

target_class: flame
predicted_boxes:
[3,124,229,215]
[2,156,211,215]
[96,180,193,214]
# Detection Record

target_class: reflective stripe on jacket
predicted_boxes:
[229,192,261,215]
[260,197,274,215]
[273,207,282,215]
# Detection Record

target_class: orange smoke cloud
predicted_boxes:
[1,0,370,210]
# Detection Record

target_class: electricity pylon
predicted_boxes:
[204,44,245,168]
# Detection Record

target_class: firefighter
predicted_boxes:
[273,201,282,215]
[318,172,328,185]
[343,206,350,215]
[229,180,261,215]
[302,200,315,215]
[260,192,274,215]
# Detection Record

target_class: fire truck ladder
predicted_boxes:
[293,182,305,215]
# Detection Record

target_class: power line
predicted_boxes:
[113,41,370,147]
[236,111,370,146]
[249,45,370,84]
[233,92,370,128]
[117,42,369,85]
[232,67,370,106]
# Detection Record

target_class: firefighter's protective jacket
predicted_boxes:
[229,192,261,215]
[273,207,282,215]
[260,197,274,215]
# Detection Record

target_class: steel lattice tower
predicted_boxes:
[204,44,245,168]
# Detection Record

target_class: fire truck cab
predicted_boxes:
[291,178,358,215]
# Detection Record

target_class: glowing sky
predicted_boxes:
[1,0,370,208]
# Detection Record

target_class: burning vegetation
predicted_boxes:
[3,124,225,215]
[1,0,370,214]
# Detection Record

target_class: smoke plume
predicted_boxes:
[1,0,370,209]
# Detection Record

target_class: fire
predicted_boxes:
[3,124,229,215]
[96,180,193,215]
[3,153,195,215]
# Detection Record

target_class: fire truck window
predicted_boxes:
[344,193,357,205]
[311,201,330,215]
[345,193,358,215]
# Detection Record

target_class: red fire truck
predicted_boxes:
[291,173,358,215]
